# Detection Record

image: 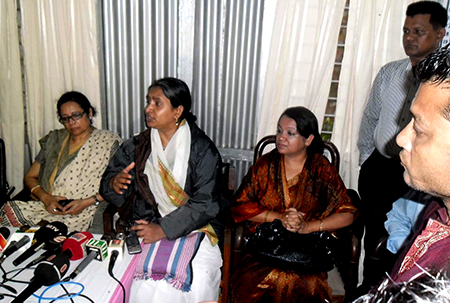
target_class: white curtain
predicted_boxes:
[0,0,25,191]
[333,0,415,189]
[19,0,101,159]
[257,0,346,139]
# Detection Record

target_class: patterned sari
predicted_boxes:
[0,128,121,232]
[231,149,357,303]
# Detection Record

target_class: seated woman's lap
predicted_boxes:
[0,200,95,231]
[130,236,222,303]
[231,254,332,303]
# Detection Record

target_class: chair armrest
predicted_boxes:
[372,234,389,261]
[232,221,247,270]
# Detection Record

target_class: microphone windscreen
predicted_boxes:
[45,221,68,238]
[0,227,10,252]
[33,221,68,245]
[35,253,70,285]
[62,232,93,260]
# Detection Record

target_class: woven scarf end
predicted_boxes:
[166,276,192,292]
[133,273,167,282]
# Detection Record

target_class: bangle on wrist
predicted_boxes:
[264,211,270,222]
[319,219,323,232]
[30,185,41,195]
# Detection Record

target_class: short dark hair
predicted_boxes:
[148,77,196,123]
[279,106,324,155]
[406,1,448,30]
[416,45,450,121]
[56,91,96,118]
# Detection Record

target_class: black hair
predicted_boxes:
[416,44,450,121]
[148,77,197,123]
[279,106,324,155]
[353,270,450,303]
[56,91,96,119]
[416,44,450,85]
[406,1,447,30]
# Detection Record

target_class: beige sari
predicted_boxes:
[1,128,122,232]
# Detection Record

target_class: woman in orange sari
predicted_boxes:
[231,106,357,302]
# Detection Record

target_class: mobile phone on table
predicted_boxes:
[125,231,142,255]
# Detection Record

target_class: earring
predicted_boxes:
[175,117,180,126]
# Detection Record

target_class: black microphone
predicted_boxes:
[108,250,119,276]
[12,221,68,266]
[25,244,63,268]
[0,236,31,262]
[11,253,70,303]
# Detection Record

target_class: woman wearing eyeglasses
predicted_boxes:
[0,91,122,232]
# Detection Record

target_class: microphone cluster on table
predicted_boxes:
[0,222,126,302]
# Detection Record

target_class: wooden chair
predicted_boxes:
[233,135,363,302]
[217,162,235,303]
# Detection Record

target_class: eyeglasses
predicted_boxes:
[59,112,85,124]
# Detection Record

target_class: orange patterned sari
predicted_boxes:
[231,150,357,303]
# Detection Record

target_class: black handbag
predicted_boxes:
[244,219,340,273]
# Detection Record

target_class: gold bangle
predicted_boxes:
[30,185,41,195]
[319,219,323,232]
[264,211,270,222]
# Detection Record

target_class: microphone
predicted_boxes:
[68,236,108,280]
[107,233,121,277]
[25,244,63,268]
[12,221,68,266]
[108,250,119,276]
[68,250,97,280]
[11,253,70,303]
[0,227,11,252]
[86,238,109,261]
[61,231,93,261]
[108,239,124,261]
[0,236,31,262]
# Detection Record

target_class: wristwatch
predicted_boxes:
[92,194,101,206]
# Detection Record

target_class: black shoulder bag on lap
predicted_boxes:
[244,219,339,273]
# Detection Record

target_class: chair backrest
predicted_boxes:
[253,135,340,170]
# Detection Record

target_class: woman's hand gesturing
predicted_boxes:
[110,162,135,194]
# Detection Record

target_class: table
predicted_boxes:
[0,228,136,303]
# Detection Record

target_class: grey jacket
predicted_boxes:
[100,122,224,240]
